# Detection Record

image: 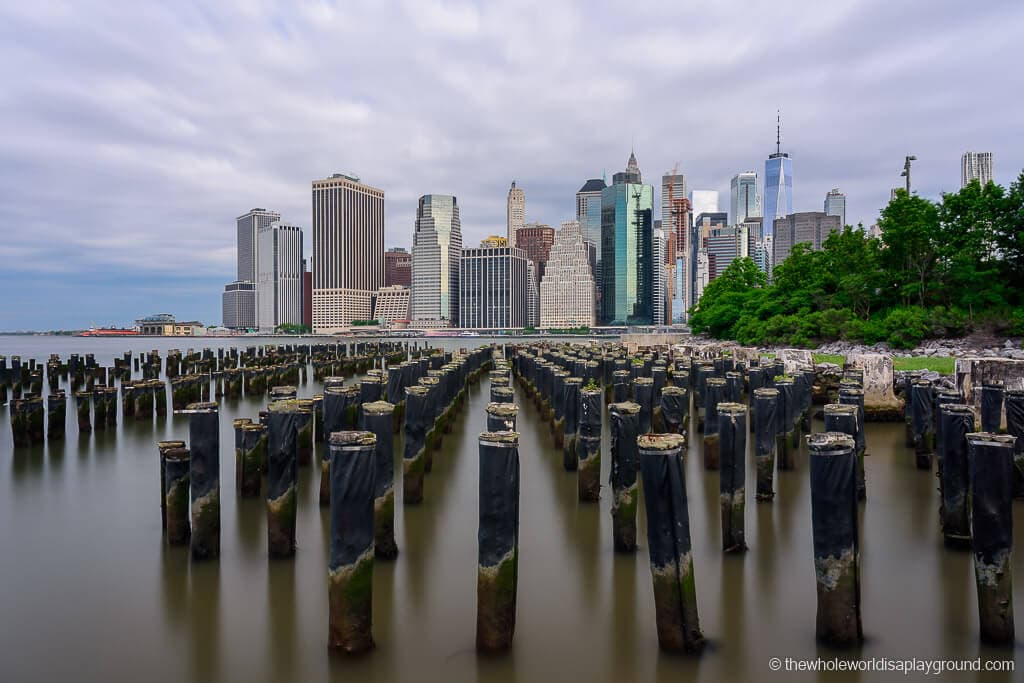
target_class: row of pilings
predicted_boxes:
[505,341,1020,651]
[154,344,493,654]
[4,341,418,448]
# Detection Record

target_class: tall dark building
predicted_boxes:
[384,247,412,287]
[515,223,555,278]
[601,152,654,326]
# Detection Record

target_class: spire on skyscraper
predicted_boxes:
[627,150,640,176]
[776,110,781,156]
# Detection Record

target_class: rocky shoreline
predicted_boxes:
[810,336,1024,361]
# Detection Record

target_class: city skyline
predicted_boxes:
[2,1,1023,329]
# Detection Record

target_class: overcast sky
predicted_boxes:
[1,0,1022,330]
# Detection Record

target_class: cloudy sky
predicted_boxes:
[1,0,1021,330]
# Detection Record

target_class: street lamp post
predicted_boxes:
[900,155,917,194]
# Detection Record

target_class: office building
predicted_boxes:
[311,173,385,331]
[302,266,312,329]
[772,211,842,268]
[236,208,281,283]
[410,194,462,328]
[540,221,595,329]
[601,152,654,325]
[507,181,525,248]
[824,188,847,228]
[372,285,411,327]
[577,178,607,319]
[763,116,793,237]
[459,245,527,329]
[515,222,555,278]
[256,221,303,332]
[526,260,540,328]
[730,172,760,224]
[384,247,412,287]
[961,151,993,188]
[222,281,256,330]
[480,235,508,248]
[653,221,666,325]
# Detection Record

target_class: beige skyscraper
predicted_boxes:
[540,221,595,329]
[506,181,525,248]
[311,173,385,332]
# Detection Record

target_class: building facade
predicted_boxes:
[236,208,280,283]
[730,172,760,225]
[480,235,508,248]
[540,221,595,329]
[222,281,256,330]
[763,152,792,238]
[507,181,525,248]
[515,222,555,278]
[961,151,993,188]
[411,194,462,328]
[576,178,607,319]
[772,211,842,269]
[312,173,385,331]
[526,261,540,328]
[372,285,410,327]
[601,154,654,325]
[459,246,527,329]
[653,221,666,325]
[136,314,205,336]
[384,247,412,287]
[256,221,303,332]
[824,188,847,228]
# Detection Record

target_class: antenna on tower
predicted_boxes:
[776,109,781,155]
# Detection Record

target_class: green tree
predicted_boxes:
[877,190,940,307]
[689,257,765,338]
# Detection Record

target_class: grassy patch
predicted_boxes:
[893,356,955,374]
[812,353,846,366]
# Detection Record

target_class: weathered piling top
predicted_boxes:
[232,418,252,428]
[717,402,746,417]
[405,385,429,398]
[608,401,641,415]
[164,447,190,462]
[363,400,395,415]
[753,387,779,399]
[329,431,377,447]
[965,433,1016,448]
[806,432,856,453]
[485,403,519,417]
[637,433,686,452]
[662,386,687,396]
[823,404,858,417]
[180,402,218,414]
[157,440,186,451]
[268,399,303,413]
[479,431,519,446]
[634,377,653,386]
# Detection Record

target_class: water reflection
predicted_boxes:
[188,563,221,683]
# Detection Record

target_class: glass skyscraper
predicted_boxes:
[601,155,654,325]
[576,178,606,320]
[411,194,462,327]
[730,172,759,225]
[763,153,792,238]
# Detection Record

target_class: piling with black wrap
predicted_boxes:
[327,431,377,654]
[46,391,66,441]
[185,402,220,561]
[1007,391,1024,498]
[164,446,191,545]
[694,364,715,430]
[911,380,934,469]
[74,390,91,434]
[980,382,1005,433]
[725,371,744,404]
[774,376,796,470]
[402,386,430,504]
[612,369,630,403]
[550,371,568,448]
[578,386,603,502]
[718,403,747,552]
[476,430,520,653]
[903,370,924,446]
[364,401,398,560]
[807,432,862,647]
[321,385,346,506]
[798,367,816,432]
[703,377,726,470]
[92,387,107,431]
[157,440,186,531]
[838,387,867,500]
[823,405,859,507]
[486,402,519,433]
[294,399,315,467]
[562,378,582,471]
[660,386,688,436]
[266,401,300,557]
[637,433,704,654]
[609,402,641,552]
[966,432,1016,645]
[244,423,270,498]
[753,388,779,501]
[634,377,654,434]
[938,405,974,548]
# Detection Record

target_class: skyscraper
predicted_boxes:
[540,221,595,329]
[763,115,793,238]
[236,208,281,282]
[525,261,540,328]
[311,173,385,331]
[662,174,691,324]
[459,245,527,329]
[576,178,607,319]
[384,247,412,287]
[256,221,303,332]
[507,181,525,248]
[601,152,654,326]
[961,151,993,188]
[411,194,462,328]
[772,212,842,267]
[222,281,256,330]
[824,188,847,228]
[653,221,666,325]
[515,222,555,278]
[730,172,759,225]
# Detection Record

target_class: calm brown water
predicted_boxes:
[0,337,1021,682]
